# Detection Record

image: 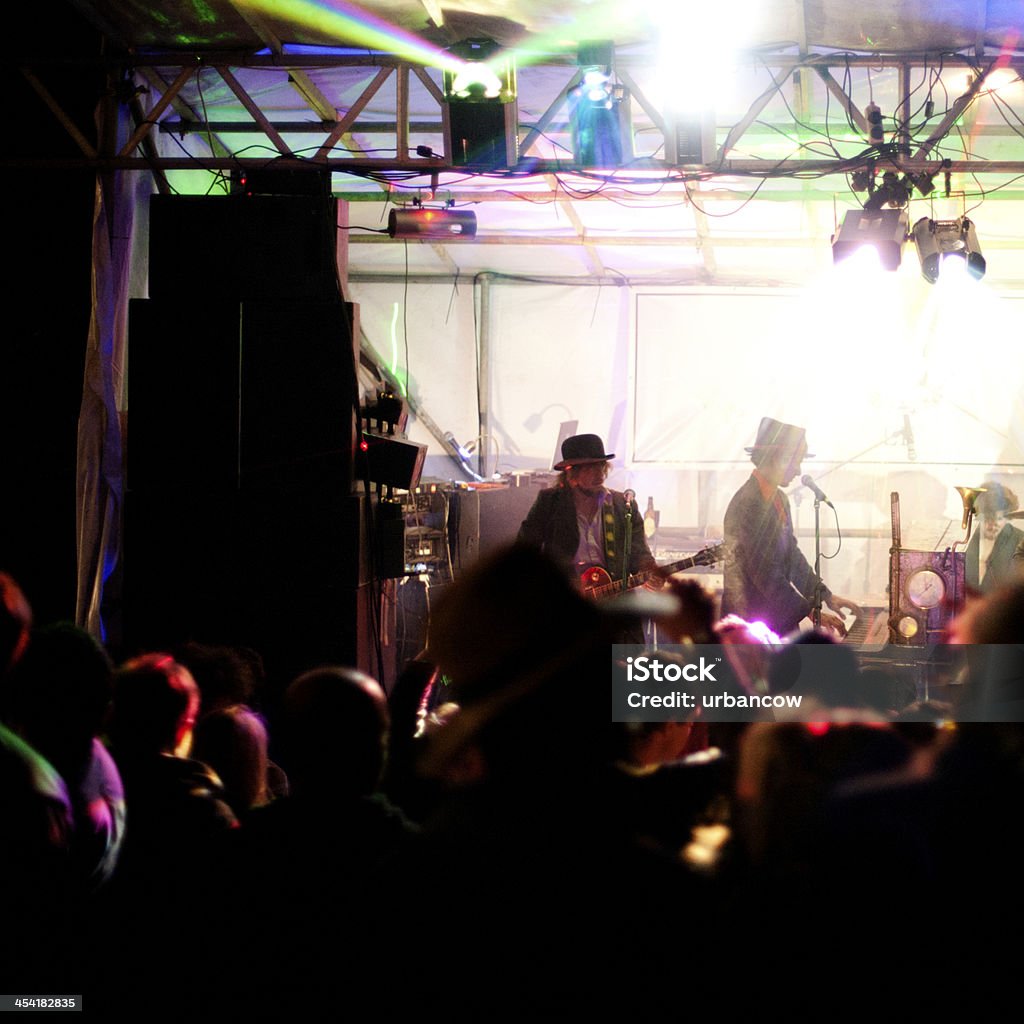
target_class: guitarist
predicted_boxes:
[517,433,657,601]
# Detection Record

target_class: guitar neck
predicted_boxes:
[590,552,713,600]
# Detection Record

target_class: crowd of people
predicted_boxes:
[3,537,1024,1010]
[3,424,1024,1010]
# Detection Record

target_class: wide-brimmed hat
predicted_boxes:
[553,433,615,470]
[976,482,1018,516]
[744,417,814,458]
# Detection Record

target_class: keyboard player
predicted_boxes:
[722,416,861,639]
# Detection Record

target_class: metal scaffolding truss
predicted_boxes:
[14,47,1024,194]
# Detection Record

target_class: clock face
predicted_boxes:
[906,568,946,610]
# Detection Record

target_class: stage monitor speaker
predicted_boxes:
[148,194,342,302]
[358,432,427,490]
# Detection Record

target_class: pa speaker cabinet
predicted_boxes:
[239,298,356,493]
[128,297,356,494]
[148,194,343,301]
[127,298,242,491]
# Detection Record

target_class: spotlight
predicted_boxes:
[569,40,630,168]
[831,208,908,271]
[441,38,518,169]
[912,216,986,283]
[387,207,477,239]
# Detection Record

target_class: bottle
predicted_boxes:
[643,496,659,544]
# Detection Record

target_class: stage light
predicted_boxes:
[831,208,908,271]
[387,207,477,239]
[911,216,986,284]
[442,38,514,102]
[569,40,630,168]
[441,38,518,169]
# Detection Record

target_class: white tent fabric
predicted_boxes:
[75,106,148,641]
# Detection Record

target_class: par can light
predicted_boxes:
[387,209,477,239]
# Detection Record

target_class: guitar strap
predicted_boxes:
[621,498,633,590]
[602,499,619,579]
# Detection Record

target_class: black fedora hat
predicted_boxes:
[553,433,615,470]
[744,417,814,457]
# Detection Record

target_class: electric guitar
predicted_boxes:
[578,542,725,600]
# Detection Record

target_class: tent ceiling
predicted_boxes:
[20,1,1024,285]
[63,1,1024,55]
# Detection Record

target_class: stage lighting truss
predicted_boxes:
[911,216,986,284]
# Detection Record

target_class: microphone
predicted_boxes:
[443,431,472,462]
[903,414,917,461]
[801,475,834,508]
[443,431,485,482]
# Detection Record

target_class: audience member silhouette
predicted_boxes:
[0,573,75,989]
[221,665,416,1015]
[4,622,125,889]
[385,545,706,1012]
[177,641,284,818]
[97,653,237,1010]
[609,655,731,860]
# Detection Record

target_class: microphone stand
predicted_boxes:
[790,427,908,631]
[811,495,824,630]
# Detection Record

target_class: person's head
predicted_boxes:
[5,623,113,772]
[613,719,697,768]
[426,544,603,705]
[109,653,200,758]
[192,705,271,814]
[715,614,780,695]
[746,417,810,487]
[554,433,613,495]
[974,482,1019,540]
[612,650,701,766]
[175,641,261,713]
[282,666,389,798]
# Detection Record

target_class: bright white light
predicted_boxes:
[799,248,918,407]
[450,62,502,99]
[937,252,970,283]
[582,68,612,104]
[835,245,884,274]
[642,0,758,113]
[984,66,1024,99]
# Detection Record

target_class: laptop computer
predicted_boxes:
[551,420,579,470]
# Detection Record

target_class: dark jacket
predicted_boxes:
[965,522,1024,592]
[517,485,654,585]
[721,474,830,636]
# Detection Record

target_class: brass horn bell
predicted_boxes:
[953,485,986,550]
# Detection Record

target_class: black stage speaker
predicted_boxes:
[148,194,342,302]
[125,297,362,674]
[121,490,379,679]
[128,297,356,493]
